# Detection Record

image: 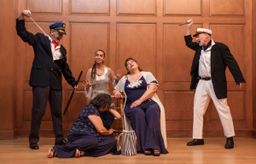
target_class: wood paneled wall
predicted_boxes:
[0,0,254,138]
[252,0,256,137]
[0,0,16,139]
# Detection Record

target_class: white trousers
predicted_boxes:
[192,80,235,139]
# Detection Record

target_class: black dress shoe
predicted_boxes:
[55,138,68,145]
[225,137,234,149]
[29,144,39,150]
[187,139,204,146]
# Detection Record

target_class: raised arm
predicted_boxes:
[185,19,193,36]
[16,10,36,46]
[184,19,200,51]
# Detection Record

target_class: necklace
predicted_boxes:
[96,67,105,76]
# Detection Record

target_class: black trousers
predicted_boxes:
[29,86,64,145]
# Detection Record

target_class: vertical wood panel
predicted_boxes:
[117,23,157,74]
[164,91,194,121]
[210,24,245,81]
[164,0,202,15]
[253,0,256,137]
[163,23,202,82]
[117,0,156,15]
[27,0,62,13]
[70,22,109,77]
[0,0,16,138]
[210,0,244,16]
[70,0,109,14]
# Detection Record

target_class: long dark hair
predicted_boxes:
[89,93,112,110]
[91,49,106,80]
[124,57,142,74]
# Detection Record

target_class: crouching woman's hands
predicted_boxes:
[88,115,116,136]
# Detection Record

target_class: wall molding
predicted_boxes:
[0,130,14,139]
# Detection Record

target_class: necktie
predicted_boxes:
[51,40,59,48]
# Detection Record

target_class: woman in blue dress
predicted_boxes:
[114,57,168,156]
[47,93,121,158]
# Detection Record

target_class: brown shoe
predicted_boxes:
[144,150,151,155]
[187,139,204,146]
[153,150,160,156]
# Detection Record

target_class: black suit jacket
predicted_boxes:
[184,35,245,99]
[16,19,76,90]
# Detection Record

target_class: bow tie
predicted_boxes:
[51,40,59,48]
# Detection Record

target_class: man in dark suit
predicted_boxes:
[184,19,245,149]
[16,10,77,150]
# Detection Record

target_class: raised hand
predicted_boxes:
[186,19,193,28]
[82,80,93,90]
[22,9,32,17]
[184,19,193,35]
[113,90,122,98]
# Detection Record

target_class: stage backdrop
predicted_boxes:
[1,0,255,138]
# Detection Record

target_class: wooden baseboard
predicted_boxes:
[12,129,256,138]
[14,129,56,138]
[0,130,14,139]
[167,129,254,137]
[252,130,256,138]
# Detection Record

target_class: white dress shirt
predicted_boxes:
[48,36,63,61]
[198,40,215,78]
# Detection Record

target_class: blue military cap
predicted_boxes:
[49,22,66,35]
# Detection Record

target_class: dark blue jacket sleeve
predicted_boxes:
[16,18,36,46]
[184,35,201,51]
[220,44,246,84]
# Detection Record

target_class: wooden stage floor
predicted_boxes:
[0,137,256,164]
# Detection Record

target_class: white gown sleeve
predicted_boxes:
[114,76,126,92]
[142,71,159,85]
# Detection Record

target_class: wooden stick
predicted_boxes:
[63,71,83,115]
